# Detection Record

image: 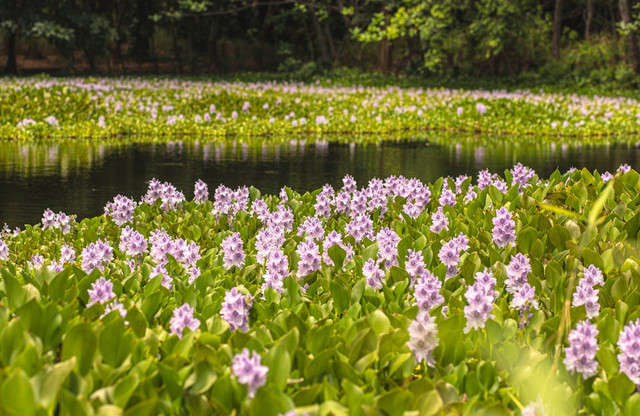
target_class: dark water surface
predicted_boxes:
[1,138,639,227]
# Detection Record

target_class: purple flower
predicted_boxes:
[510,163,536,190]
[188,266,201,285]
[104,195,137,226]
[377,227,400,268]
[572,281,600,319]
[262,248,289,295]
[438,241,460,267]
[476,103,487,114]
[297,216,325,241]
[342,174,357,194]
[232,349,269,398]
[563,320,599,379]
[439,188,456,207]
[414,271,444,312]
[314,184,334,218]
[220,287,252,332]
[463,270,498,333]
[430,207,449,233]
[255,226,285,264]
[194,179,209,204]
[345,214,374,243]
[87,276,115,307]
[144,179,185,211]
[59,244,75,264]
[492,207,516,248]
[119,226,148,257]
[505,253,531,294]
[405,249,428,285]
[222,232,245,270]
[510,283,539,328]
[363,258,384,290]
[296,238,321,277]
[0,240,9,261]
[81,239,114,274]
[169,303,200,339]
[407,311,439,367]
[619,164,632,173]
[618,318,640,385]
[601,172,613,182]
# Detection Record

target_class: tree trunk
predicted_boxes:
[380,38,390,74]
[585,0,593,41]
[309,0,330,64]
[5,29,18,75]
[620,0,640,73]
[552,0,563,59]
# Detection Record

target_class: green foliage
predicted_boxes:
[1,165,640,414]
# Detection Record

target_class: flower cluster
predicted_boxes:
[220,287,253,333]
[492,207,516,248]
[314,184,334,218]
[563,320,599,379]
[0,240,8,261]
[213,185,249,218]
[104,195,137,226]
[222,232,245,269]
[377,227,400,268]
[430,207,448,233]
[618,319,640,385]
[407,311,439,367]
[169,303,200,339]
[572,265,604,319]
[232,349,269,398]
[504,253,532,293]
[81,239,114,273]
[119,226,148,257]
[87,276,115,307]
[193,179,209,204]
[362,258,385,290]
[510,162,536,189]
[437,233,469,279]
[345,214,374,243]
[144,178,185,211]
[296,216,324,241]
[42,208,74,234]
[296,238,321,277]
[255,225,285,264]
[463,270,497,333]
[414,270,444,312]
[262,248,289,295]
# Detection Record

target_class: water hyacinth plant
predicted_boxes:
[3,165,640,414]
[4,77,640,140]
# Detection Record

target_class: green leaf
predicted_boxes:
[99,318,134,367]
[328,244,346,269]
[588,180,614,226]
[35,357,75,408]
[62,322,97,376]
[330,280,350,314]
[263,343,291,390]
[1,368,36,416]
[1,269,26,310]
[249,386,295,416]
[114,374,139,408]
[369,310,391,336]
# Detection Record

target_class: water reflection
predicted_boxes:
[1,137,639,227]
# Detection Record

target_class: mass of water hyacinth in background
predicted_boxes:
[3,163,640,415]
[4,77,640,140]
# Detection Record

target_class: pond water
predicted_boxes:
[1,137,639,227]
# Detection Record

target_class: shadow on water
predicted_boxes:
[1,136,639,227]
